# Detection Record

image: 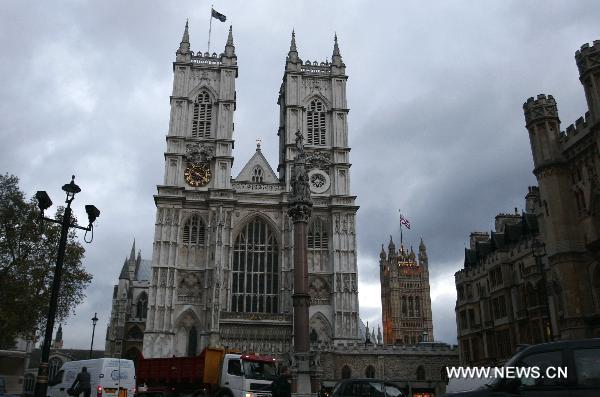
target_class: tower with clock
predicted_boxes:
[142,23,361,358]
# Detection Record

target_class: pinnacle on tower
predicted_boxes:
[419,237,426,251]
[332,33,343,66]
[287,29,300,63]
[388,235,396,255]
[129,239,136,263]
[224,25,236,57]
[177,20,191,56]
[380,244,386,260]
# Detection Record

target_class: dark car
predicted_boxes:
[331,379,404,397]
[443,338,600,396]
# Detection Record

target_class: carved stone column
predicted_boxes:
[287,130,318,397]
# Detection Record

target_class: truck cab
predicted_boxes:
[219,354,277,397]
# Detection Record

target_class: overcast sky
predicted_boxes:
[1,0,599,349]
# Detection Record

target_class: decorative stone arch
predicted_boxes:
[309,311,332,345]
[124,347,141,365]
[127,325,144,340]
[231,211,281,242]
[188,83,218,103]
[302,93,332,110]
[174,308,201,357]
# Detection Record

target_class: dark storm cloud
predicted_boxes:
[1,0,599,348]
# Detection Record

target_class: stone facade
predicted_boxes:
[319,342,458,396]
[380,237,434,345]
[141,25,360,358]
[456,39,600,365]
[455,193,553,366]
[105,241,151,363]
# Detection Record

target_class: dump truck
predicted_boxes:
[136,347,277,397]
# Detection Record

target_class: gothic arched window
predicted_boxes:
[401,296,407,316]
[127,325,143,340]
[182,215,206,245]
[192,90,212,138]
[307,99,326,146]
[231,217,279,313]
[252,166,264,183]
[308,218,329,271]
[365,365,375,379]
[416,365,426,381]
[187,326,198,356]
[136,292,148,319]
[408,296,414,317]
[341,365,352,379]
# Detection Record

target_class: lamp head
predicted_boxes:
[62,175,81,202]
[92,312,98,325]
[35,191,53,211]
[85,205,100,225]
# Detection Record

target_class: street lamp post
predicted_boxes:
[89,313,98,358]
[33,176,100,397]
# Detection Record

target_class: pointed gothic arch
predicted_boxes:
[309,312,332,344]
[231,216,280,313]
[182,214,207,245]
[174,308,202,357]
[127,325,144,340]
[416,365,426,381]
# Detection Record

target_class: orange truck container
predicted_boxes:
[136,348,277,397]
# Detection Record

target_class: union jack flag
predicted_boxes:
[400,214,411,229]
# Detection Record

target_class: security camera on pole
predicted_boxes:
[33,176,100,397]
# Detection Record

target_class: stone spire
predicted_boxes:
[332,33,343,66]
[377,325,382,344]
[388,235,396,256]
[418,237,428,270]
[176,20,191,61]
[224,25,235,57]
[287,29,300,66]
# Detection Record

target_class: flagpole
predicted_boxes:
[208,4,213,53]
[399,209,403,249]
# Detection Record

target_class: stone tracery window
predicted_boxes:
[308,217,329,271]
[192,90,212,138]
[136,292,148,318]
[252,166,264,183]
[182,215,206,245]
[231,217,279,313]
[307,99,326,145]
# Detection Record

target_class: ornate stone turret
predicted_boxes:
[575,40,600,120]
[176,20,191,62]
[418,238,428,271]
[388,236,396,258]
[523,94,563,172]
[379,244,386,261]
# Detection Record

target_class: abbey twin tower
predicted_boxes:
[140,24,360,357]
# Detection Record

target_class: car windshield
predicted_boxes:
[242,360,277,381]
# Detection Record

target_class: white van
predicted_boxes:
[47,359,135,397]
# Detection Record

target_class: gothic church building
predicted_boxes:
[142,24,360,357]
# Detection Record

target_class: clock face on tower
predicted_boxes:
[184,163,211,187]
